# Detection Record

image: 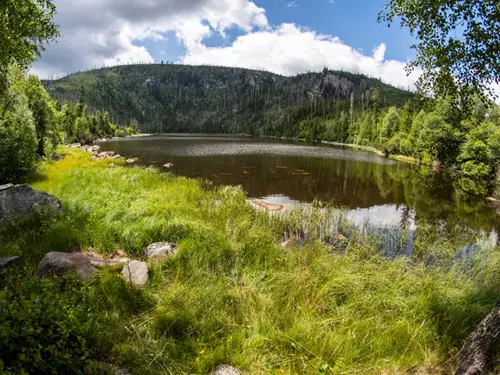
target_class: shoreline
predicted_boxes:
[102,133,421,166]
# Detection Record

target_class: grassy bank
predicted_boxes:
[1,147,500,374]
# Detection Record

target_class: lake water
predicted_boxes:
[100,135,500,232]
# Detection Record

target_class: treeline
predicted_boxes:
[277,94,500,196]
[0,66,136,184]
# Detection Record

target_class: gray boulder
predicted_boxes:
[0,184,14,191]
[122,261,149,287]
[0,256,20,272]
[145,242,177,259]
[52,153,63,161]
[37,252,121,280]
[0,184,62,227]
[211,365,241,375]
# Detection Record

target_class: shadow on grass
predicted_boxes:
[0,208,90,267]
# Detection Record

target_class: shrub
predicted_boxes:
[0,67,38,184]
[0,269,151,375]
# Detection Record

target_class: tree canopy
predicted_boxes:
[379,0,500,110]
[0,0,59,78]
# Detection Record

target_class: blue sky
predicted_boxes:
[135,0,416,65]
[33,0,420,90]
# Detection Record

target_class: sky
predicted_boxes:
[32,0,422,90]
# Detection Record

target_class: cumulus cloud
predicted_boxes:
[32,0,422,92]
[372,43,386,62]
[32,0,268,77]
[182,24,420,90]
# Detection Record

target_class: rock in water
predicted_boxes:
[122,261,149,286]
[211,365,241,375]
[0,256,20,272]
[37,252,121,280]
[145,242,177,259]
[0,184,62,227]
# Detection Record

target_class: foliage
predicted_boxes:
[379,0,500,111]
[0,65,130,183]
[0,0,59,89]
[0,267,151,375]
[0,66,38,183]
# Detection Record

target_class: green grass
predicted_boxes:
[1,147,499,374]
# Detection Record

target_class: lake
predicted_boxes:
[100,135,500,232]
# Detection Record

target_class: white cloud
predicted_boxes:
[32,0,268,77]
[32,0,423,93]
[372,43,386,62]
[182,24,420,90]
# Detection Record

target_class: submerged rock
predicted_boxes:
[37,252,121,280]
[145,242,177,259]
[211,365,241,375]
[0,184,62,227]
[122,261,149,287]
[249,199,283,212]
[0,256,20,272]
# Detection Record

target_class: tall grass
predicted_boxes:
[1,147,499,374]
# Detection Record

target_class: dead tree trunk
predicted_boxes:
[456,303,500,375]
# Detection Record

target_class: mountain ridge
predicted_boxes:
[42,63,415,135]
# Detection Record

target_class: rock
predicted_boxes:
[51,153,62,161]
[456,303,500,375]
[0,184,14,192]
[112,154,122,159]
[122,261,149,287]
[486,197,499,203]
[126,158,135,164]
[91,156,102,161]
[69,142,81,148]
[0,256,20,271]
[98,151,115,158]
[211,365,241,375]
[250,199,283,212]
[37,252,122,280]
[163,163,174,168]
[0,185,62,227]
[90,145,100,152]
[145,242,177,259]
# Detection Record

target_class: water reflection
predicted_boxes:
[101,135,500,233]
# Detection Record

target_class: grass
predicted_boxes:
[1,147,500,374]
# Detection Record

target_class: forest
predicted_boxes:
[43,64,500,196]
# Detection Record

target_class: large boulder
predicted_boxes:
[211,365,241,375]
[122,261,149,287]
[145,242,177,259]
[0,256,20,272]
[0,184,62,227]
[37,252,121,280]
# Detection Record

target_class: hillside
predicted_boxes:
[42,64,414,134]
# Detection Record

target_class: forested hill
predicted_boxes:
[42,64,414,135]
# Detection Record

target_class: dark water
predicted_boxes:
[100,136,500,232]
